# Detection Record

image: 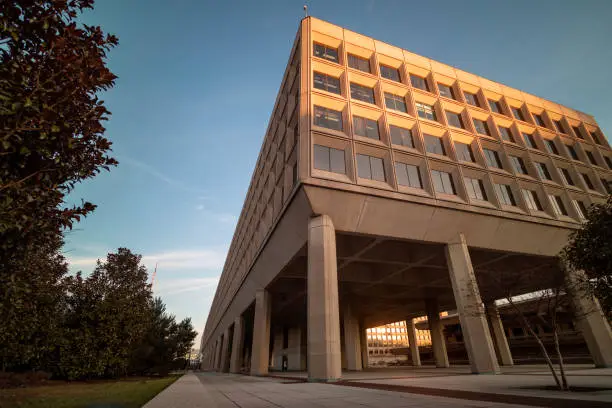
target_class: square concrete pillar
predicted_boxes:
[425,298,449,368]
[567,269,612,367]
[485,303,514,366]
[446,233,500,374]
[230,316,244,373]
[359,323,369,369]
[220,327,231,372]
[250,289,271,376]
[406,318,421,366]
[307,214,342,382]
[343,304,362,371]
[215,336,223,371]
[272,330,284,371]
[287,326,302,370]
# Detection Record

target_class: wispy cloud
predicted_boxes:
[194,204,237,225]
[155,276,219,296]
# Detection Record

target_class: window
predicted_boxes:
[573,126,584,139]
[533,113,546,127]
[522,189,543,211]
[313,43,338,63]
[582,173,594,190]
[544,139,559,155]
[566,144,579,160]
[314,106,343,131]
[604,156,612,169]
[424,134,446,155]
[313,72,341,94]
[586,151,597,165]
[353,116,379,140]
[348,54,370,73]
[488,99,502,113]
[591,131,603,145]
[350,83,375,104]
[380,64,401,82]
[512,107,525,121]
[464,92,479,107]
[438,84,455,99]
[384,92,407,113]
[395,163,422,188]
[446,111,464,128]
[464,177,487,201]
[455,142,475,162]
[390,125,414,148]
[603,179,612,194]
[416,102,437,121]
[573,200,588,220]
[559,168,574,186]
[510,156,528,175]
[473,119,490,135]
[554,120,565,133]
[410,74,429,91]
[523,133,537,149]
[431,170,455,194]
[498,126,514,142]
[549,195,568,216]
[535,162,552,180]
[356,154,385,181]
[313,145,346,174]
[494,184,516,206]
[483,148,502,168]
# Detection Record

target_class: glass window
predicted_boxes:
[573,126,584,139]
[591,131,603,145]
[438,84,455,99]
[390,125,414,148]
[314,106,343,131]
[473,119,490,135]
[380,64,401,82]
[357,154,385,181]
[464,92,479,107]
[313,72,341,94]
[455,142,475,162]
[416,102,437,121]
[586,151,597,165]
[573,200,588,220]
[424,134,446,155]
[603,179,612,194]
[395,163,422,188]
[535,162,552,180]
[464,177,487,201]
[554,120,565,133]
[510,156,528,175]
[604,156,612,169]
[533,113,546,127]
[549,195,568,216]
[560,168,574,186]
[512,107,525,121]
[483,148,502,169]
[446,111,464,128]
[523,133,537,149]
[522,189,543,211]
[353,116,379,140]
[313,145,346,174]
[410,74,429,91]
[498,126,514,142]
[582,173,594,190]
[348,54,370,73]
[384,92,407,113]
[544,139,559,155]
[494,184,516,206]
[350,83,375,104]
[431,170,455,194]
[313,43,338,63]
[488,99,502,113]
[566,144,579,160]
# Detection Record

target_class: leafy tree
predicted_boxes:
[563,195,612,316]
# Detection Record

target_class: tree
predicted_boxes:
[563,195,612,316]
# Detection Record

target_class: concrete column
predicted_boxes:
[287,327,302,370]
[359,323,369,369]
[220,327,231,373]
[567,269,612,367]
[485,303,513,366]
[229,316,244,373]
[272,330,284,371]
[307,215,342,382]
[406,318,421,366]
[425,298,449,368]
[446,233,500,374]
[215,336,223,371]
[250,289,271,376]
[343,304,362,371]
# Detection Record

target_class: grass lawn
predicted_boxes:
[0,375,179,408]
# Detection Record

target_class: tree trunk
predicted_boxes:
[552,322,569,390]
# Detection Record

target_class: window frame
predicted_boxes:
[510,155,528,175]
[431,170,456,195]
[313,144,346,174]
[535,162,552,180]
[380,64,401,83]
[389,125,414,148]
[438,83,455,99]
[494,183,516,206]
[455,142,475,163]
[424,134,446,156]
[473,118,491,136]
[464,92,479,107]
[416,102,437,121]
[395,162,423,189]
[548,194,568,216]
[498,126,514,142]
[350,82,376,104]
[347,54,371,73]
[313,105,343,131]
[352,115,380,140]
[384,92,407,113]
[464,177,487,201]
[313,42,339,63]
[356,154,386,181]
[445,111,464,129]
[483,148,503,169]
[522,189,543,211]
[313,71,341,95]
[410,74,429,92]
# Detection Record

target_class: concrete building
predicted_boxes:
[200,17,612,381]
[366,318,432,366]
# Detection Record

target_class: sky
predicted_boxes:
[65,0,612,347]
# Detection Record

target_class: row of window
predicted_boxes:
[312,43,607,146]
[312,105,612,171]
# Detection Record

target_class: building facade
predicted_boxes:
[366,318,431,366]
[200,17,612,381]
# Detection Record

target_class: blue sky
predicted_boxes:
[66,0,612,346]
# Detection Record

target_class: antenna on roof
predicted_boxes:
[303,4,308,18]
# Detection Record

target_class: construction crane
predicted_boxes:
[150,263,158,291]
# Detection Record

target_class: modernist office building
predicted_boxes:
[200,17,612,381]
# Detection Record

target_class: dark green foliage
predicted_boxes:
[563,195,612,316]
